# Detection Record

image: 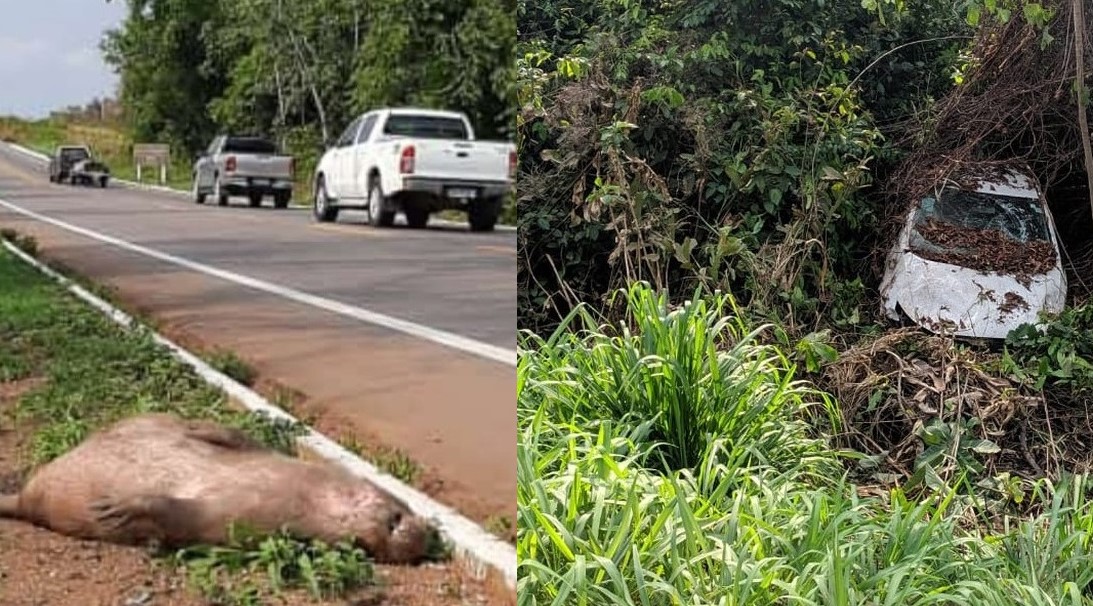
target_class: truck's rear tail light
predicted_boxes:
[509,150,517,179]
[399,146,415,174]
[225,156,237,173]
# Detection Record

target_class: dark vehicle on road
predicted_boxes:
[48,145,110,188]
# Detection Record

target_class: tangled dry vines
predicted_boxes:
[823,329,1093,491]
[888,1,1093,207]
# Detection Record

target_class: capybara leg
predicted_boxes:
[90,494,208,544]
[184,421,261,451]
[0,494,20,519]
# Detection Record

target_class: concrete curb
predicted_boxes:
[0,238,517,589]
[5,142,517,232]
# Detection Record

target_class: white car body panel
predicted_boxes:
[880,167,1067,340]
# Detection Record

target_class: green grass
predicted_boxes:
[206,349,258,387]
[0,246,374,601]
[517,282,1093,605]
[171,526,374,606]
[339,436,422,486]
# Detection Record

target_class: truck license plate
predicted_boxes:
[447,187,478,200]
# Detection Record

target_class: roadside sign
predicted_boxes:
[133,143,170,184]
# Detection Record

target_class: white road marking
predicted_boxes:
[0,197,515,367]
[1,238,516,589]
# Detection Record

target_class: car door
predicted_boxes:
[330,117,362,199]
[349,113,379,199]
[195,137,221,190]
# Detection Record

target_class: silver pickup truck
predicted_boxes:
[192,135,295,208]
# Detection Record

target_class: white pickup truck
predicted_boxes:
[192,135,295,208]
[312,108,515,231]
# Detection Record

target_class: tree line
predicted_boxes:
[101,0,515,164]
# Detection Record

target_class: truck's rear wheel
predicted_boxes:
[274,192,291,209]
[313,176,339,223]
[368,179,395,228]
[405,205,429,229]
[468,197,501,232]
[215,176,229,206]
[248,193,263,208]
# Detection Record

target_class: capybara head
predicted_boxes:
[380,506,432,564]
[335,494,431,564]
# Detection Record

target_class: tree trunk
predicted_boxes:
[1074,0,1093,218]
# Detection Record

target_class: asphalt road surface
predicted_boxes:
[0,143,516,525]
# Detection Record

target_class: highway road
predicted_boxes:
[0,142,516,526]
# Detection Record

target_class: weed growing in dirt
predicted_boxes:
[484,515,514,541]
[171,525,374,605]
[338,436,421,485]
[371,445,420,485]
[206,350,258,387]
[0,229,37,257]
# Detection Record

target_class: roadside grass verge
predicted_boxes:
[517,282,1093,604]
[0,245,376,603]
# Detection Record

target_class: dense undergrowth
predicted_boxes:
[518,283,1093,605]
[516,0,1093,603]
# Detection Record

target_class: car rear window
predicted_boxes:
[383,115,468,140]
[61,148,89,163]
[223,138,277,154]
[912,188,1050,246]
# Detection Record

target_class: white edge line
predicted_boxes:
[4,142,516,231]
[0,238,517,590]
[0,196,515,367]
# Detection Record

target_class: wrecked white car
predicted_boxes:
[879,167,1067,339]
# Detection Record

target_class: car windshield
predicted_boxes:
[61,148,89,163]
[223,138,277,154]
[383,115,468,140]
[910,187,1050,251]
[907,185,1058,275]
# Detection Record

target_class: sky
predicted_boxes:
[0,1,127,118]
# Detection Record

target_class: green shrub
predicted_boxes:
[519,282,837,474]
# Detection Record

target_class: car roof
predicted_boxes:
[381,107,467,120]
[946,165,1040,200]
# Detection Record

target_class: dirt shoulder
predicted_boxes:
[0,246,510,605]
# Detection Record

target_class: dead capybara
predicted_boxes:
[0,413,432,564]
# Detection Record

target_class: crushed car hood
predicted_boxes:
[881,252,1067,340]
